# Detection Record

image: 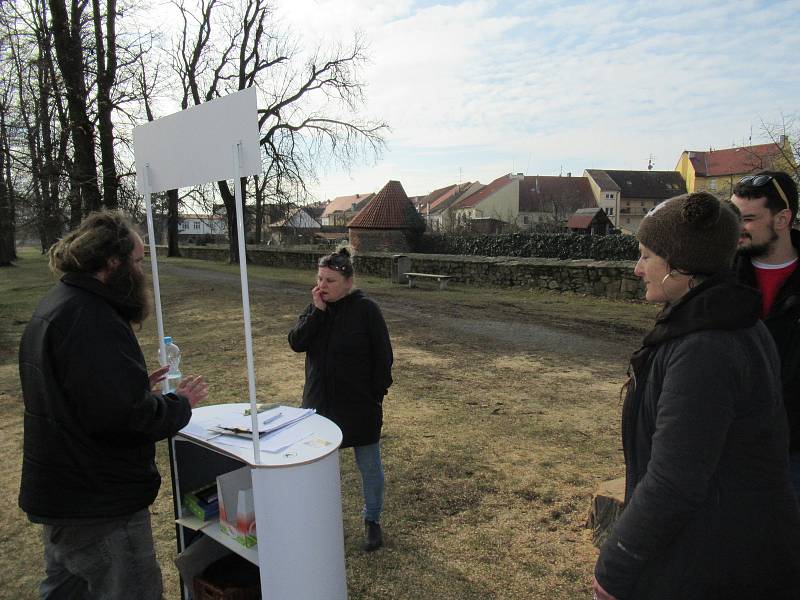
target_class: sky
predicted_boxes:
[266,0,799,202]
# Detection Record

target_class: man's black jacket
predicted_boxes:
[18,273,191,520]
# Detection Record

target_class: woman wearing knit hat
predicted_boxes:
[592,192,800,600]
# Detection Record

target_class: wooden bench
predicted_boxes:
[403,272,453,290]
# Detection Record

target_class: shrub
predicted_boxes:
[416,232,638,261]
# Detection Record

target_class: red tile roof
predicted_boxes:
[452,174,513,209]
[686,142,785,177]
[567,208,610,229]
[519,176,596,212]
[347,180,426,230]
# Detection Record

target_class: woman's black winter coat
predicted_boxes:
[595,275,800,600]
[288,289,392,448]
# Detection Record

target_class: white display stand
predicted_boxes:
[135,89,349,599]
[170,403,347,600]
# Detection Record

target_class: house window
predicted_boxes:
[607,207,614,216]
[709,179,717,191]
[193,221,200,230]
[523,215,530,224]
[625,217,630,224]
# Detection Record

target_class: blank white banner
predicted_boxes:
[134,87,261,193]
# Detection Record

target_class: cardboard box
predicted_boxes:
[217,467,257,548]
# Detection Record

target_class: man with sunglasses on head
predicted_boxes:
[731,170,800,499]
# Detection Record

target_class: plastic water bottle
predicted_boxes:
[162,336,182,393]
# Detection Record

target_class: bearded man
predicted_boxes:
[18,211,208,599]
[731,171,800,499]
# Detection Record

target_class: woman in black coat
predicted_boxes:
[593,192,800,600]
[288,246,393,551]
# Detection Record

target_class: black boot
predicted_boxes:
[364,519,383,551]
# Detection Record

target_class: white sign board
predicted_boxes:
[134,87,261,193]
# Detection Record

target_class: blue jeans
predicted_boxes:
[353,442,384,522]
[791,451,800,502]
[39,508,164,600]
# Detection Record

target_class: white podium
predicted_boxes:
[169,403,347,600]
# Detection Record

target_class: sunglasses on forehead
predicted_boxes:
[739,175,790,211]
[319,254,350,271]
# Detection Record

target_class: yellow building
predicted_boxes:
[675,136,796,199]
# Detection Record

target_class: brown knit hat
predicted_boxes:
[637,191,741,275]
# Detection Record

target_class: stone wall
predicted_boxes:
[154,246,644,299]
[349,229,412,252]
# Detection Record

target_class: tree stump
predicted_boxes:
[587,476,625,547]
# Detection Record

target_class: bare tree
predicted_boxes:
[91,0,119,208]
[47,0,102,213]
[1,0,69,251]
[761,113,800,183]
[0,82,14,265]
[172,0,387,263]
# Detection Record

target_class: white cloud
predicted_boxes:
[272,0,800,199]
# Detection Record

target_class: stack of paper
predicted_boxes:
[212,406,314,437]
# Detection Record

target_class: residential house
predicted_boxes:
[518,175,596,229]
[320,193,374,226]
[267,207,322,245]
[451,173,596,230]
[567,208,614,235]
[177,213,226,243]
[451,174,519,226]
[584,169,687,233]
[675,137,796,199]
[420,181,483,232]
[348,180,426,252]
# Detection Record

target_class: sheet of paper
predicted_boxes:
[260,428,315,454]
[212,424,314,454]
[213,405,314,435]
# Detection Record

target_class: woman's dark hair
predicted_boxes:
[49,210,138,275]
[318,244,355,278]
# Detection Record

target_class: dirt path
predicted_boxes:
[160,263,637,365]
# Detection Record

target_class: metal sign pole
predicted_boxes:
[232,141,261,462]
[143,164,168,389]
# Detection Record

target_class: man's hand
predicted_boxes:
[176,375,209,408]
[149,365,170,391]
[592,576,617,600]
[312,285,326,311]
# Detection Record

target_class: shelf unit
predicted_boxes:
[169,403,346,600]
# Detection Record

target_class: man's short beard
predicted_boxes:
[738,226,779,259]
[105,260,152,324]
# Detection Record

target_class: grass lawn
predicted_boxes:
[0,247,658,599]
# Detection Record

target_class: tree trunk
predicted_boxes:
[48,0,102,213]
[586,476,625,548]
[0,98,15,264]
[167,189,181,257]
[254,175,263,244]
[92,0,118,209]
[217,178,249,264]
[66,156,82,228]
[0,126,12,266]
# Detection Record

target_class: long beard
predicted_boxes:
[105,262,152,324]
[738,226,779,259]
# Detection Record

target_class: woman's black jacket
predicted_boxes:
[595,275,800,600]
[288,289,393,448]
